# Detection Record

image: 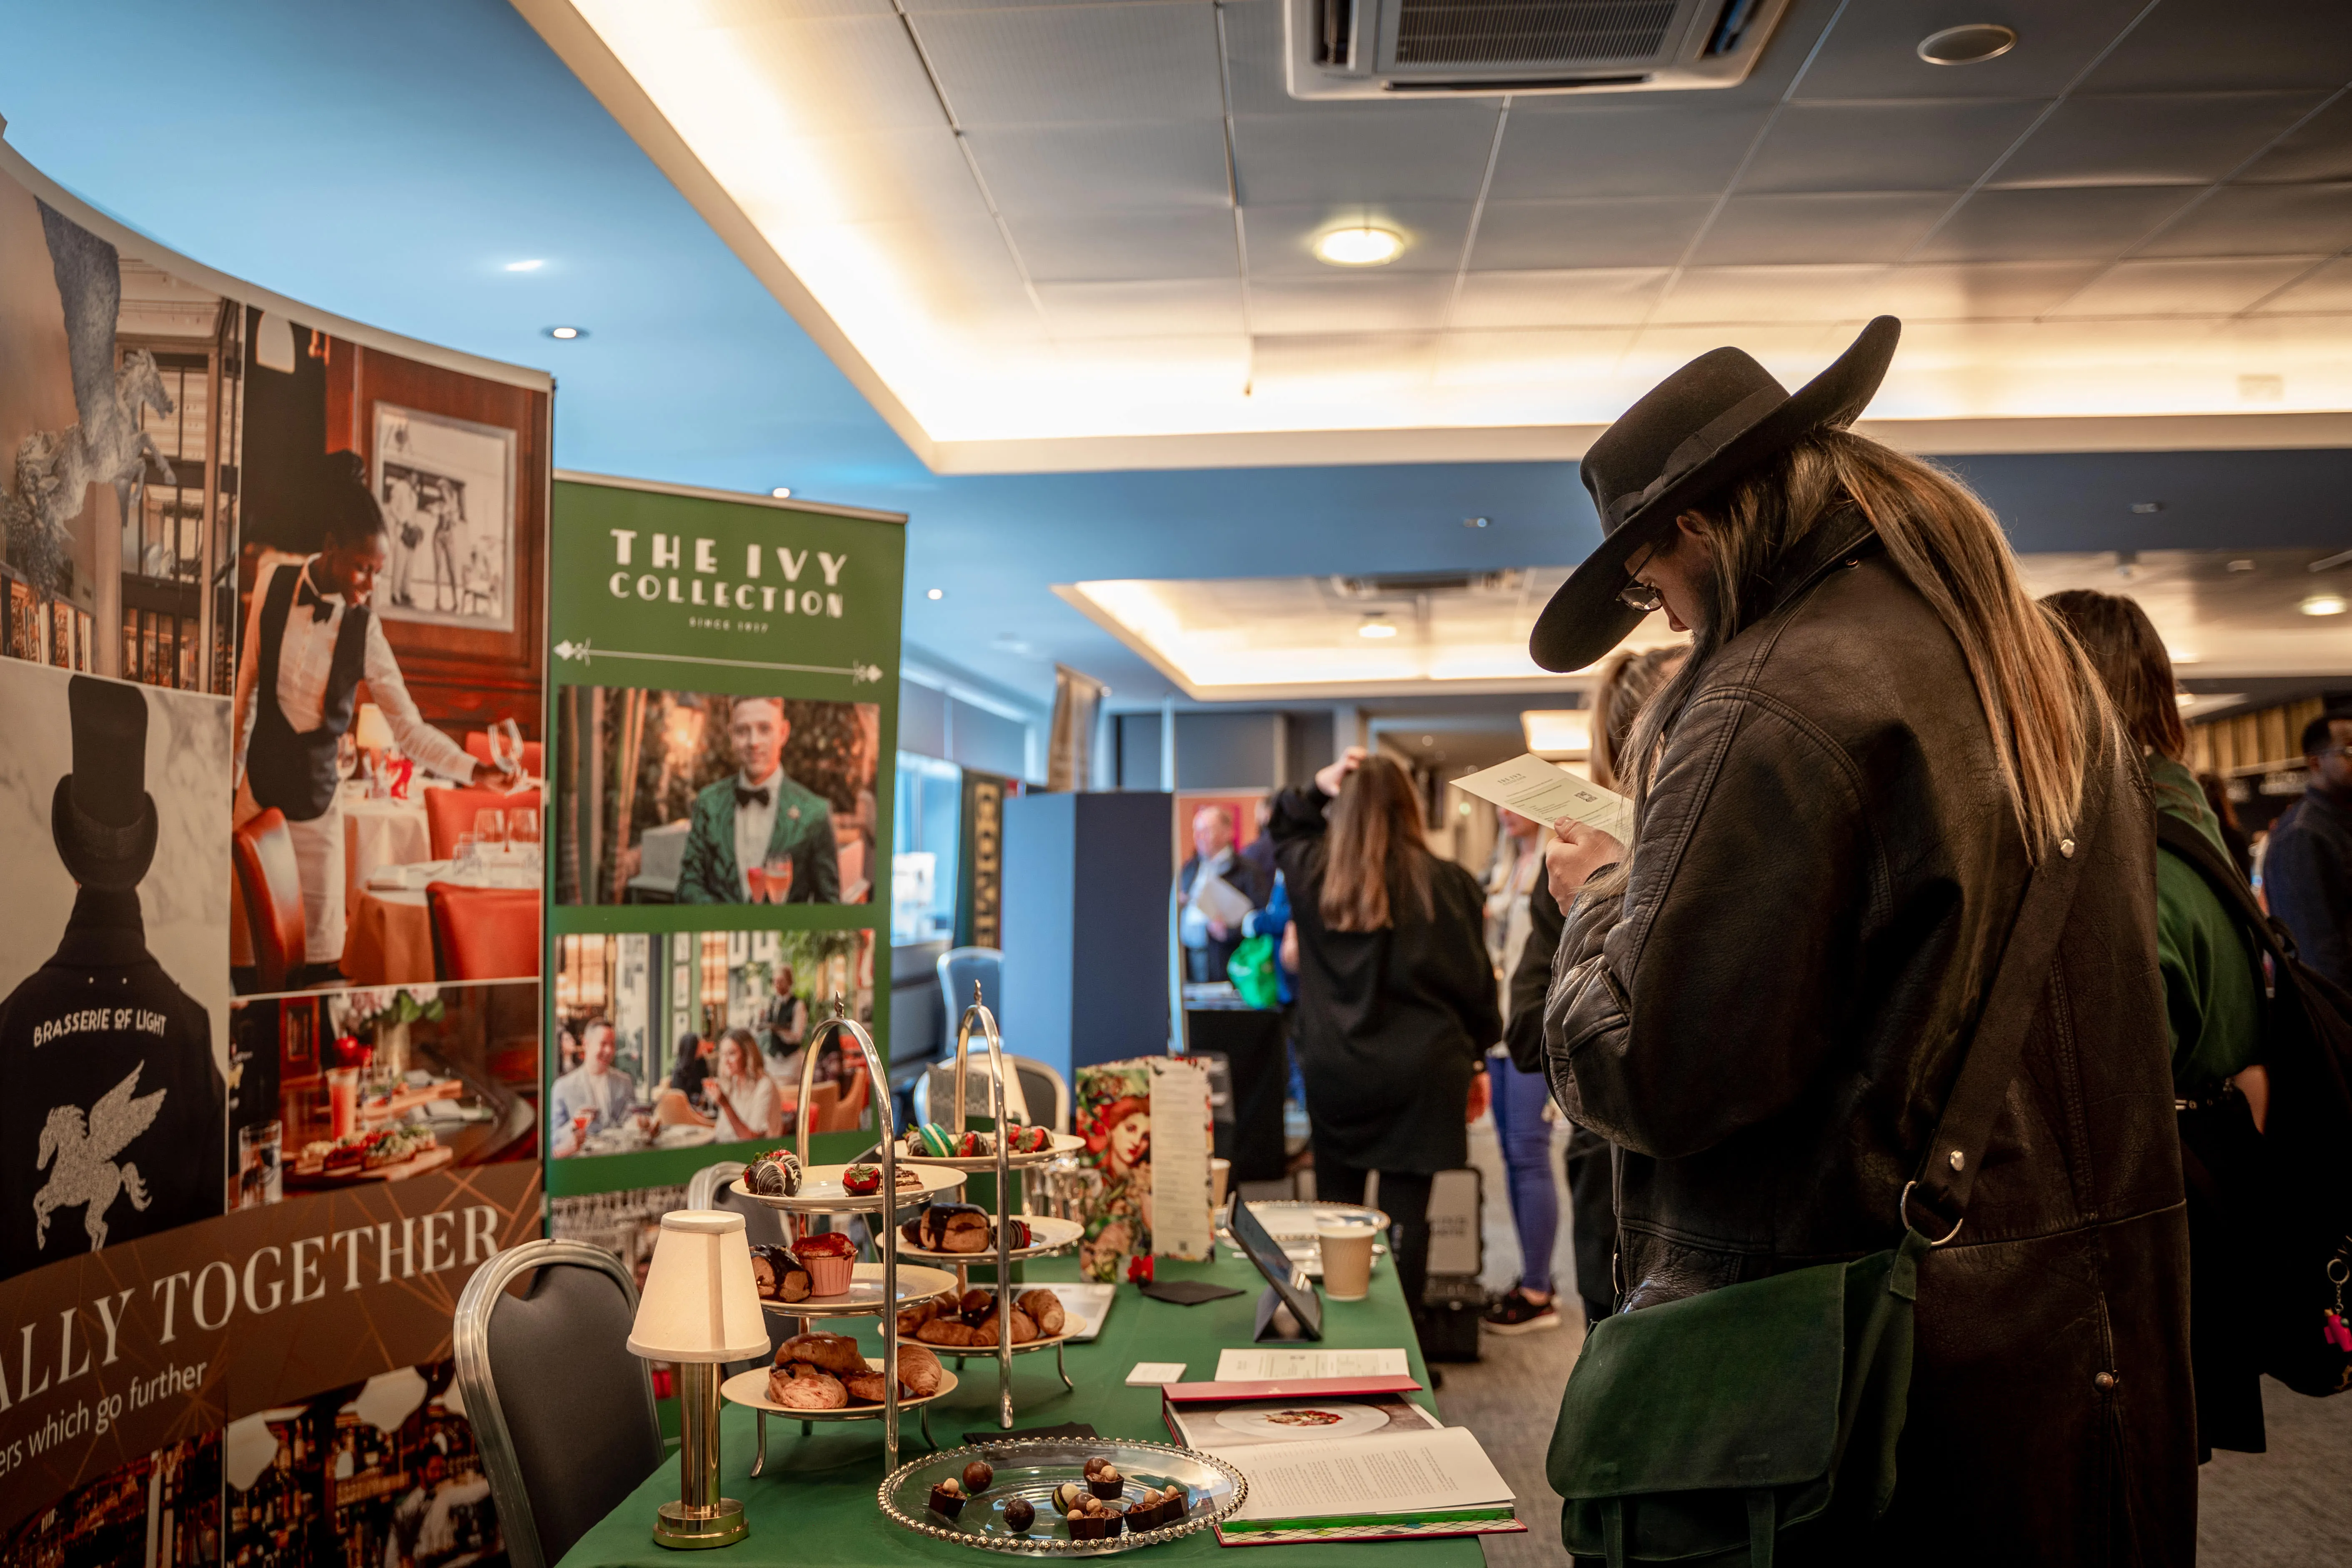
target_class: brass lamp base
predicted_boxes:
[654,1497,747,1550]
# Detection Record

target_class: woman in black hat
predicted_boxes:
[1535,319,2192,1560]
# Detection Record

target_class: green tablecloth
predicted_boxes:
[555,1250,1491,1566]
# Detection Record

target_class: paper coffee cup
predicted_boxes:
[1210,1158,1232,1210]
[1317,1221,1377,1301]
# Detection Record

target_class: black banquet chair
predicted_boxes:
[454,1240,666,1568]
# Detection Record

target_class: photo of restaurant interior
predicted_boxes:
[5,3,2352,1566]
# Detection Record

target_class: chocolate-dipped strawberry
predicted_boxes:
[841,1163,882,1195]
[746,1149,802,1197]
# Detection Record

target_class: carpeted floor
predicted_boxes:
[1438,1113,2352,1566]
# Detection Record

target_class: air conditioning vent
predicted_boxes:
[1287,0,1791,98]
[1330,569,1528,600]
[1392,0,1682,68]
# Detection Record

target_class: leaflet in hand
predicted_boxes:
[1450,753,1634,844]
[1188,869,1256,927]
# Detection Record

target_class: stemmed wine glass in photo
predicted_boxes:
[473,808,507,856]
[763,853,794,904]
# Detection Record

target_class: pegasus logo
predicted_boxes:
[34,1065,163,1253]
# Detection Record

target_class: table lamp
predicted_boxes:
[353,702,394,756]
[627,1210,769,1549]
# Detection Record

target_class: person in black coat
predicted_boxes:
[1271,749,1500,1323]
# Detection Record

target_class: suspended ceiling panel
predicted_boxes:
[517,0,2352,472]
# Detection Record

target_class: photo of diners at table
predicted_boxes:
[229,451,542,994]
[554,685,881,905]
[551,927,875,1159]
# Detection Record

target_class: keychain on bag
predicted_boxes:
[2326,1255,2351,1353]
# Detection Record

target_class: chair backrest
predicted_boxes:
[814,1070,870,1133]
[427,883,541,982]
[453,1241,663,1568]
[465,730,546,779]
[232,808,305,992]
[916,1055,1062,1131]
[936,946,1002,1023]
[1011,1055,1072,1135]
[426,784,545,861]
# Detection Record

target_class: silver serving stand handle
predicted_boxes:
[948,982,1019,1428]
[793,994,903,1473]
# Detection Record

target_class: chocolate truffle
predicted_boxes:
[1088,1463,1124,1500]
[1052,1482,1086,1514]
[1002,1497,1036,1533]
[963,1460,994,1493]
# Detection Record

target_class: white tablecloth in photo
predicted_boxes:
[342,854,540,986]
[341,785,433,923]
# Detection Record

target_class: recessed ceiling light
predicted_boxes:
[1463,516,1489,529]
[1314,226,1405,267]
[2175,692,2199,709]
[1358,614,1398,639]
[1917,23,2017,65]
[506,259,545,273]
[2301,593,2347,616]
[771,487,792,498]
[546,326,585,340]
[926,588,944,601]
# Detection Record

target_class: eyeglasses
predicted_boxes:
[1618,544,1665,614]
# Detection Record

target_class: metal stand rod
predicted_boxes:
[655,1363,746,1548]
[950,985,1017,1428]
[796,997,903,1474]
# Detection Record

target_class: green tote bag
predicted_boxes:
[1545,808,2095,1567]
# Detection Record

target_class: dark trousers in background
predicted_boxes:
[1563,1122,1617,1324]
[1312,1144,1433,1327]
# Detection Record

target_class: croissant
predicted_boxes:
[917,1316,994,1347]
[780,1331,865,1376]
[1017,1289,1066,1337]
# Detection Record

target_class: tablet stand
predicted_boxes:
[1253,1268,1319,1341]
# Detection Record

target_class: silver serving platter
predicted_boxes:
[759,1261,960,1319]
[895,1215,1085,1263]
[880,1438,1246,1555]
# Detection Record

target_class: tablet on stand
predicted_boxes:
[1227,1200,1322,1341]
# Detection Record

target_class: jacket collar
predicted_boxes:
[50,886,152,968]
[1761,504,1880,621]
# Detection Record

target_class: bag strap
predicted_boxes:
[1906,767,2105,1231]
[2153,812,2292,962]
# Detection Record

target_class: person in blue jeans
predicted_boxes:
[1481,808,1561,1332]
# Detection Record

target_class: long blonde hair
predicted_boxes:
[1588,646,1688,792]
[1616,429,2100,863]
[1320,754,1433,932]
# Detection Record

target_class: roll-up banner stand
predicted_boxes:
[0,132,549,1560]
[541,475,904,1235]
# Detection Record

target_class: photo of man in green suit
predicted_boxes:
[676,696,839,903]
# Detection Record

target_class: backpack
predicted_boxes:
[2156,813,2352,1396]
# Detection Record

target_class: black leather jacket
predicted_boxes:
[1544,511,2194,1565]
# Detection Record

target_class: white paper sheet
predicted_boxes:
[1449,753,1635,844]
[1126,1362,1188,1385]
[1213,1348,1413,1381]
[1188,869,1256,927]
[1214,1426,1514,1522]
[1149,1057,1215,1260]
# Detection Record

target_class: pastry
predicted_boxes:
[779,1330,865,1376]
[746,1149,802,1197]
[1088,1462,1124,1500]
[1017,1288,1065,1336]
[906,1122,958,1158]
[793,1230,857,1296]
[748,1242,812,1304]
[841,1163,881,1195]
[766,1361,846,1409]
[928,1478,967,1519]
[963,1460,994,1493]
[1002,1497,1036,1534]
[916,1315,992,1348]
[844,1344,944,1403]
[896,1166,925,1187]
[936,1205,992,1254]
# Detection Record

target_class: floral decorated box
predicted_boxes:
[1072,1056,1213,1282]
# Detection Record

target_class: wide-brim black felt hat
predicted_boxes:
[52,674,157,889]
[1528,316,1901,673]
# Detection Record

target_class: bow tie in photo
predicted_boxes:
[296,581,334,623]
[736,785,771,808]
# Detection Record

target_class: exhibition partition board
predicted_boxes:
[543,473,904,1214]
[0,135,550,1562]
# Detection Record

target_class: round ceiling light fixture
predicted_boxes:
[1315,226,1405,267]
[506,259,545,273]
[926,588,945,601]
[545,325,585,340]
[2301,592,2347,616]
[1358,614,1399,639]
[1917,23,2017,65]
[771,487,793,498]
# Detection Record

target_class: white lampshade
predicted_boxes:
[626,1211,769,1363]
[352,703,394,751]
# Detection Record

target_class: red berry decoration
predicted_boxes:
[1126,1254,1155,1285]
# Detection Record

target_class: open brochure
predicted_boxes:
[1214,1348,1411,1381]
[1450,752,1636,844]
[1205,1426,1518,1544]
[1188,868,1257,927]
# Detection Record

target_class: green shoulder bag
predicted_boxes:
[1227,934,1281,1010]
[1546,806,2096,1567]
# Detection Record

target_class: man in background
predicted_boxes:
[550,1019,634,1157]
[2263,711,2352,990]
[676,696,839,903]
[1177,805,1267,983]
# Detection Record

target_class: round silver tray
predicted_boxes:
[895,1215,1085,1264]
[733,1164,964,1218]
[880,1437,1247,1554]
[878,1130,1089,1171]
[759,1261,960,1318]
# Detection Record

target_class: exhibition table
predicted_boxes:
[555,1250,1488,1568]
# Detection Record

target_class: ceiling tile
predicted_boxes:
[1468,198,1716,271]
[1250,275,1458,333]
[907,0,1217,10]
[2049,256,2327,318]
[2077,0,2352,93]
[2136,183,2352,259]
[1860,260,2108,320]
[1912,186,2202,261]
[1449,268,1670,328]
[1487,105,1773,200]
[1432,327,1640,386]
[2248,256,2352,315]
[914,3,1224,128]
[1232,104,1501,205]
[756,127,975,225]
[1036,278,1246,338]
[1243,200,1475,276]
[1989,92,2329,189]
[1217,0,1322,118]
[1738,100,2046,194]
[1692,192,1954,266]
[1623,323,1858,379]
[2238,94,2352,184]
[964,120,1232,213]
[1790,0,2152,102]
[1009,207,1240,281]
[723,14,950,131]
[1651,265,1891,325]
[1250,333,1439,390]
